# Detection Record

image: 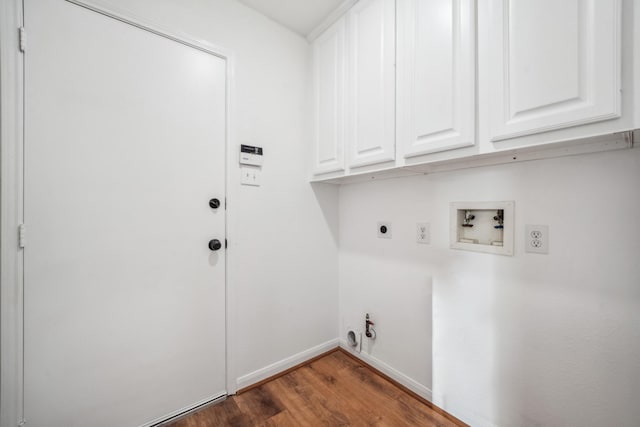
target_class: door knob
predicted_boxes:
[209,198,221,209]
[208,239,222,251]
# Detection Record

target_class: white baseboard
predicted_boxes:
[235,338,340,391]
[142,393,226,427]
[340,340,495,426]
[338,339,433,402]
[235,338,492,427]
[431,392,498,427]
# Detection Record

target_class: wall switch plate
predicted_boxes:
[239,144,263,166]
[525,224,549,254]
[416,222,430,244]
[377,222,392,239]
[241,167,261,186]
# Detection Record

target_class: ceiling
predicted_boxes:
[237,0,346,37]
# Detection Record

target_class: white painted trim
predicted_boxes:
[306,0,359,42]
[236,339,340,390]
[405,131,634,175]
[313,167,421,185]
[64,0,233,59]
[143,393,226,427]
[312,131,635,184]
[635,0,640,128]
[338,339,433,402]
[0,1,25,426]
[430,392,499,427]
[224,52,238,396]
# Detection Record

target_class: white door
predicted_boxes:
[23,1,227,426]
[488,0,621,141]
[347,0,395,168]
[312,17,346,175]
[396,0,475,158]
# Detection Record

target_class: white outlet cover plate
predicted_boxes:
[377,222,392,238]
[525,224,549,254]
[241,166,261,186]
[416,222,430,244]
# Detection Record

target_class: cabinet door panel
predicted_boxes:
[347,0,395,168]
[489,0,621,141]
[398,0,476,158]
[312,19,346,174]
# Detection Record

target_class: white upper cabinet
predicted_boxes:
[346,0,396,168]
[488,0,622,142]
[312,18,346,175]
[310,0,634,182]
[397,0,476,158]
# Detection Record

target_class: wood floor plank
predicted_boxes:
[299,360,389,425]
[234,386,283,425]
[259,410,298,427]
[268,370,351,426]
[170,398,250,427]
[167,350,466,427]
[336,351,463,427]
[307,354,425,426]
[331,353,462,426]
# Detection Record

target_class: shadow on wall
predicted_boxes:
[310,182,340,244]
[430,248,499,425]
[491,162,640,427]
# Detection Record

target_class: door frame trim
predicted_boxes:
[0,1,25,425]
[0,1,238,425]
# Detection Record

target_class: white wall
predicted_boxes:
[339,147,640,427]
[339,185,435,396]
[93,0,340,387]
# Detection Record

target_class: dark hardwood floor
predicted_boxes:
[168,349,465,426]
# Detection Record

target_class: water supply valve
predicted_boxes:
[365,313,376,339]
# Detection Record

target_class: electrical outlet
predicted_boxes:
[416,222,430,244]
[525,224,548,254]
[377,222,392,239]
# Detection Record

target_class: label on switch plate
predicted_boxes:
[239,144,263,166]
